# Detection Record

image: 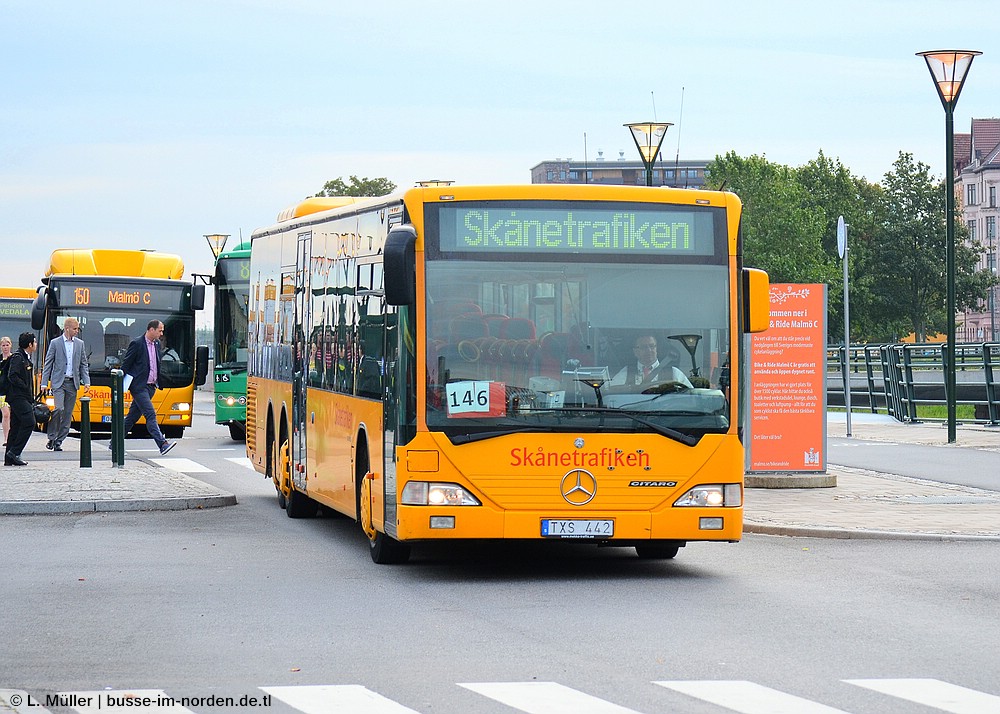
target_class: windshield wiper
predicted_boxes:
[449,426,557,445]
[448,407,698,446]
[612,409,698,446]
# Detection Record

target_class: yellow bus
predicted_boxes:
[31,249,209,437]
[247,185,769,563]
[0,286,41,382]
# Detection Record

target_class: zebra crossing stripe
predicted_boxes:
[226,456,256,470]
[845,678,1000,714]
[654,680,850,714]
[261,685,422,713]
[150,457,214,473]
[56,690,195,712]
[459,682,643,714]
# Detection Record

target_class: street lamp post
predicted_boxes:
[917,49,981,444]
[205,233,230,260]
[990,235,997,342]
[625,122,672,186]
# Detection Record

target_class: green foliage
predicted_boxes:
[868,153,994,341]
[315,176,396,198]
[706,149,996,344]
[706,151,835,285]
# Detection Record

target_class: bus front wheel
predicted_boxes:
[635,542,681,560]
[369,528,411,565]
[358,459,410,565]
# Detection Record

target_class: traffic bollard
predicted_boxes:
[110,369,125,467]
[79,396,92,468]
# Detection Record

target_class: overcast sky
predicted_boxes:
[2,0,998,319]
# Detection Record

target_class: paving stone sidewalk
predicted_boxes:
[744,414,1000,541]
[0,438,235,514]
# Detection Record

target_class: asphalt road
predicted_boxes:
[1,412,998,713]
[829,436,1000,491]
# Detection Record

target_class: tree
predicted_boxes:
[706,152,834,285]
[315,176,396,197]
[867,152,993,341]
[796,151,889,342]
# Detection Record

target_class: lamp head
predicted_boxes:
[624,122,673,165]
[205,233,230,259]
[917,50,981,109]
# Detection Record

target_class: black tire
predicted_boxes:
[369,531,411,565]
[356,438,410,564]
[229,422,246,441]
[286,486,318,518]
[635,542,680,560]
[276,488,286,510]
[162,425,184,439]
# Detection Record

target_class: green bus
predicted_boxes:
[213,240,251,440]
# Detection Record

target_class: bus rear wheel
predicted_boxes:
[635,542,681,560]
[286,486,317,519]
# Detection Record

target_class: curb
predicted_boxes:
[744,521,1000,542]
[0,493,238,515]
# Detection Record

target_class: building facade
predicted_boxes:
[531,151,708,189]
[958,118,1000,343]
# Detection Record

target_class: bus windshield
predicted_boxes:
[215,256,250,369]
[47,309,195,388]
[424,260,730,436]
[423,200,731,438]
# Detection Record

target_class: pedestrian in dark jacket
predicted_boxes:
[119,319,175,455]
[5,332,37,466]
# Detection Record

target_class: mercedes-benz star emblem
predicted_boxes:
[560,469,597,506]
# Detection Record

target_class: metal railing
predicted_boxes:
[827,342,1000,425]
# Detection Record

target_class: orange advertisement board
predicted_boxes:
[747,284,827,472]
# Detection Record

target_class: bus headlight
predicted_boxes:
[170,402,191,412]
[674,484,742,507]
[401,482,481,506]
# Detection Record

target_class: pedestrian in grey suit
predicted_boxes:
[41,317,91,452]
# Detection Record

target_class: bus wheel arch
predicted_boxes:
[356,431,409,564]
[265,403,285,508]
[282,406,316,519]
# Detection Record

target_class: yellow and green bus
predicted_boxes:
[31,249,209,437]
[0,287,38,347]
[247,185,769,563]
[0,286,41,383]
[212,239,252,440]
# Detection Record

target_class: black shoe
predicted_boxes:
[45,441,54,450]
[5,453,27,466]
[53,444,63,452]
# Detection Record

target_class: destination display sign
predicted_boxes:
[53,282,188,310]
[437,204,716,256]
[0,299,31,319]
[217,257,250,283]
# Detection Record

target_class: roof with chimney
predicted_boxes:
[960,118,1000,174]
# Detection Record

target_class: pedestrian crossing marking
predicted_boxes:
[845,678,1000,714]
[9,678,1000,713]
[262,685,421,713]
[150,457,214,473]
[654,680,850,714]
[226,456,256,470]
[57,689,195,712]
[460,682,643,714]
